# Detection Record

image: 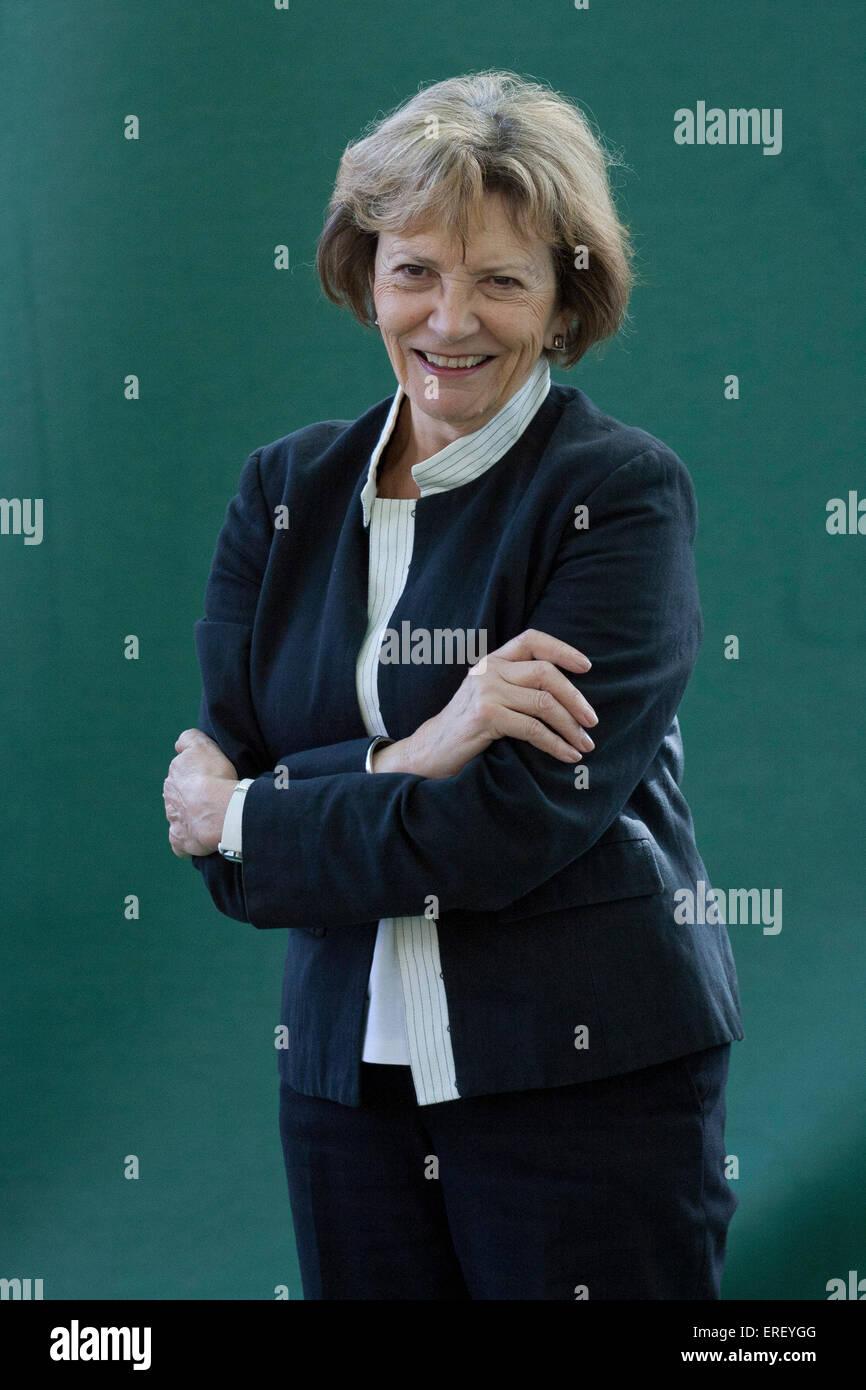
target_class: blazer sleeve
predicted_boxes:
[193,446,387,777]
[233,445,705,930]
[189,447,384,920]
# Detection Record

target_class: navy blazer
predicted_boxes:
[191,378,744,1105]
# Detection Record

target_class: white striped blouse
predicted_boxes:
[356,355,551,1105]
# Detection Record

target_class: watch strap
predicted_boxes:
[217,777,254,861]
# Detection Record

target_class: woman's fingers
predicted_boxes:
[491,675,595,753]
[493,705,587,764]
[492,628,592,677]
[497,657,598,730]
[170,728,239,781]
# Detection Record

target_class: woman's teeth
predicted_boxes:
[419,351,490,368]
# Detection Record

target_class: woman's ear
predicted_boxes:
[553,304,573,342]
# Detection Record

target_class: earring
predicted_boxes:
[374,318,379,325]
[552,333,565,350]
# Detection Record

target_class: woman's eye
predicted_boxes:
[392,266,519,288]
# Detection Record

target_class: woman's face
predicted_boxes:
[371,191,571,438]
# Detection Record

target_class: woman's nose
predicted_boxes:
[426,282,481,341]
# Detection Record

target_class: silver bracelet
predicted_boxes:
[365,736,395,773]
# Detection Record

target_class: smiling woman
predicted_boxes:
[369,192,571,457]
[317,70,633,367]
[316,71,634,474]
[168,68,743,1302]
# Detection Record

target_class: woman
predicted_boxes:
[163,71,744,1300]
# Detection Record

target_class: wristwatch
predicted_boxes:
[365,736,395,773]
[217,778,254,862]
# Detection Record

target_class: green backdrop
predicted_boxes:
[1,0,863,1300]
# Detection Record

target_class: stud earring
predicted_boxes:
[553,333,565,350]
[374,318,379,325]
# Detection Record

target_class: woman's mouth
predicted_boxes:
[413,349,494,376]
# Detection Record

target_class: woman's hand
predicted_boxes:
[373,629,598,779]
[163,729,239,857]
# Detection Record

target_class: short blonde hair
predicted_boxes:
[316,70,636,368]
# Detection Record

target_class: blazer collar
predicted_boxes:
[360,356,551,527]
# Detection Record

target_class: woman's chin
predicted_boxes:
[407,388,496,428]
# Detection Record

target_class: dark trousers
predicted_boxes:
[278,1043,737,1300]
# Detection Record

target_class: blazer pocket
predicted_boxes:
[496,837,664,923]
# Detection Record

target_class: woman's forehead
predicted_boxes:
[378,203,549,263]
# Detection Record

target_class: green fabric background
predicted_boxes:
[1,0,862,1299]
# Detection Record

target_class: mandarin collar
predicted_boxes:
[360,356,551,527]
